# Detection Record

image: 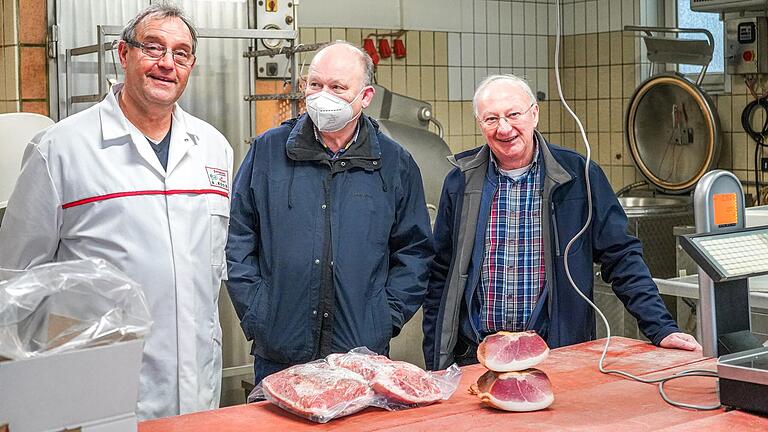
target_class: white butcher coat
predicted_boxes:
[0,84,233,419]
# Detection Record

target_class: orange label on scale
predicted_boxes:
[713,193,738,226]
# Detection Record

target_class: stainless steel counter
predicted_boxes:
[653,275,768,309]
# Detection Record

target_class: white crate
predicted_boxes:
[0,340,143,432]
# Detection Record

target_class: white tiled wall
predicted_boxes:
[446,0,576,101]
[297,0,664,186]
[443,0,649,102]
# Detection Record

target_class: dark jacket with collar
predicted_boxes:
[226,113,433,364]
[422,131,680,370]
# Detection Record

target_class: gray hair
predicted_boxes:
[121,3,198,54]
[473,74,537,117]
[315,40,375,87]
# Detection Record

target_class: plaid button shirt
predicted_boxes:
[479,149,546,334]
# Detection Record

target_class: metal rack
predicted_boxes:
[65,25,299,117]
[624,25,714,86]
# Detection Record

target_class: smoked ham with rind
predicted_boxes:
[477,331,550,372]
[470,369,554,412]
[260,362,375,423]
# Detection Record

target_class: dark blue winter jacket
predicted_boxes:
[226,113,433,365]
[422,132,680,370]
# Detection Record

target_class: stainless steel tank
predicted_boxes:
[622,71,720,278]
[618,196,694,279]
[594,196,693,342]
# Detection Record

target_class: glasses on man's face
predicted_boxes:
[479,103,535,128]
[124,39,196,67]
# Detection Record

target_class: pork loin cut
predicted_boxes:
[260,362,374,423]
[327,352,443,405]
[370,360,443,405]
[470,369,554,412]
[477,331,549,372]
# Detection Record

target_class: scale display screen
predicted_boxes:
[680,226,768,282]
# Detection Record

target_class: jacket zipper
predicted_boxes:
[551,202,561,256]
[466,180,499,343]
[317,169,335,357]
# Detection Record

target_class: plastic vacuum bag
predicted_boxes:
[252,360,376,423]
[249,346,462,423]
[326,347,462,410]
[0,258,152,360]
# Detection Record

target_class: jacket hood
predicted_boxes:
[281,113,386,208]
[285,113,383,163]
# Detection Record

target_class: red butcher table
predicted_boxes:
[139,337,768,431]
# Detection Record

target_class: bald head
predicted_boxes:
[310,41,374,89]
[473,74,536,117]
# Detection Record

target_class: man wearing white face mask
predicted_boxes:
[226,41,434,385]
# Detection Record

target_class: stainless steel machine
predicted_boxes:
[620,26,722,278]
[364,84,452,225]
[684,170,761,356]
[679,169,768,414]
[624,26,721,196]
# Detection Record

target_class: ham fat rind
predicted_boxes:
[477,331,550,372]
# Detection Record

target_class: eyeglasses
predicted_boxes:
[124,39,196,67]
[479,103,535,128]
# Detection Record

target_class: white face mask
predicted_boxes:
[305,89,365,132]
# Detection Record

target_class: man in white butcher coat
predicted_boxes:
[0,5,233,420]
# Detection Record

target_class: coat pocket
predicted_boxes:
[243,280,271,343]
[207,195,230,267]
[368,285,393,352]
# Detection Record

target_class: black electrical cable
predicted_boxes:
[740,97,768,205]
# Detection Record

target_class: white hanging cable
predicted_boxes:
[552,0,719,410]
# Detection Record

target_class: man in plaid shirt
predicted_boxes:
[422,74,700,370]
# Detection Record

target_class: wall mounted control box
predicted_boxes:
[726,17,768,75]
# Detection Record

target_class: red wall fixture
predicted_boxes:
[363,38,380,65]
[393,38,406,58]
[378,38,392,59]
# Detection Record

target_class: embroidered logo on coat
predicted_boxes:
[206,167,229,191]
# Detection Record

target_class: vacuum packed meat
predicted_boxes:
[260,361,375,423]
[328,351,444,405]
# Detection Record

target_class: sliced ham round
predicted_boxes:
[470,369,554,412]
[477,331,550,372]
[260,362,375,423]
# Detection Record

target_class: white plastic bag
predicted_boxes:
[0,258,152,360]
[252,360,376,423]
